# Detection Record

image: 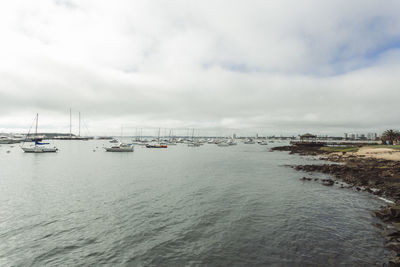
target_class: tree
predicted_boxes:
[381,129,400,145]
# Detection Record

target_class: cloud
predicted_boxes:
[0,0,400,135]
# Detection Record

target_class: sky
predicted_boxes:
[0,0,400,136]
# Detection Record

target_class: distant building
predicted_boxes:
[233,133,236,139]
[367,133,378,140]
[344,133,348,140]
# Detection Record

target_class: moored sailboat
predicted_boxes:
[21,114,58,153]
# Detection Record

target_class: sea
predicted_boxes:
[0,140,389,266]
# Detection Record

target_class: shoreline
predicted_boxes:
[272,144,400,265]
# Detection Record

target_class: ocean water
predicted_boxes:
[0,140,388,266]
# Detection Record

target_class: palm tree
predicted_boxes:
[381,129,400,145]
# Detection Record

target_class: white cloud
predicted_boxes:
[0,0,400,135]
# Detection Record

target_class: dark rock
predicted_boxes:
[372,209,391,220]
[373,222,385,230]
[392,223,400,231]
[322,179,334,186]
[389,256,400,266]
[390,206,400,218]
[387,242,400,253]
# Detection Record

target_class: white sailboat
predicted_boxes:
[244,138,255,144]
[21,114,58,153]
[187,128,201,147]
[54,109,90,140]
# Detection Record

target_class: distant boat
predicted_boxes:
[217,142,230,147]
[188,142,201,147]
[109,138,119,143]
[228,139,237,145]
[146,143,167,148]
[54,110,92,140]
[146,128,167,148]
[259,141,268,145]
[22,142,58,153]
[244,139,255,144]
[97,136,113,140]
[166,141,177,145]
[0,136,15,144]
[21,114,58,153]
[104,142,134,152]
[187,128,201,147]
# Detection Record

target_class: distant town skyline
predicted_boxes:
[1,0,400,134]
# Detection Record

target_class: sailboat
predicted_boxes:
[187,128,200,147]
[146,128,167,148]
[104,125,134,152]
[21,114,58,153]
[54,110,91,140]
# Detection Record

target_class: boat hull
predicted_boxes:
[146,144,167,148]
[22,147,58,153]
[104,147,134,152]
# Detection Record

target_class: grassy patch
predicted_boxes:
[320,146,359,153]
[377,165,390,169]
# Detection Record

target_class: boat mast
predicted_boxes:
[69,108,72,138]
[35,113,38,136]
[78,112,81,137]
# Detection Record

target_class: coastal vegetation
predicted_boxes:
[381,129,400,145]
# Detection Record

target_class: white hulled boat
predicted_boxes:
[244,138,255,144]
[104,142,134,152]
[21,114,58,153]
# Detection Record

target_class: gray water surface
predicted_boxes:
[0,141,388,266]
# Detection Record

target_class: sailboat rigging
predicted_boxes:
[21,114,58,153]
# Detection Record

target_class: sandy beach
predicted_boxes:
[355,147,400,161]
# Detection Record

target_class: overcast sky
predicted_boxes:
[1,0,400,136]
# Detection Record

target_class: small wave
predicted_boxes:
[378,197,395,204]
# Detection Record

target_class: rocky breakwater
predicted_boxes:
[273,144,400,265]
[271,144,326,156]
[294,158,400,199]
[372,205,400,266]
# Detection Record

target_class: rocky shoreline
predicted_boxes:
[272,144,400,265]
